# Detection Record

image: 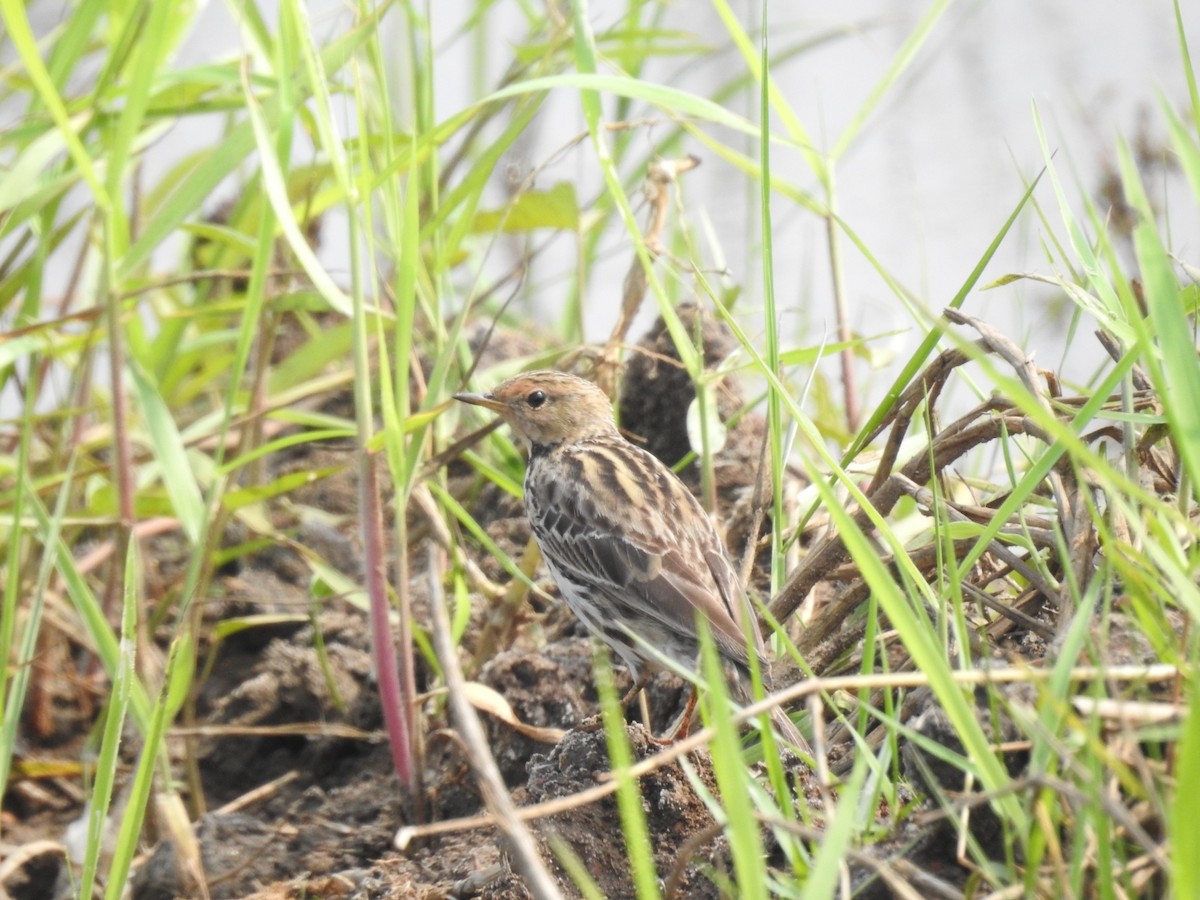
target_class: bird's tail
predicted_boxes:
[768,705,813,757]
[727,661,812,757]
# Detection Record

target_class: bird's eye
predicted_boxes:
[526,390,547,408]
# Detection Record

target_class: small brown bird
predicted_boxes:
[455,370,809,753]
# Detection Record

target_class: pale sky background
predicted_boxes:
[7,1,1199,408]
[412,1,1197,397]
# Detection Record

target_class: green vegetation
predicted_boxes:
[0,0,1196,896]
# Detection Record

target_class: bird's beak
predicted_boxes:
[453,391,506,413]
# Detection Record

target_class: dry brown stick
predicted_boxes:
[862,344,983,493]
[423,416,502,475]
[661,822,725,900]
[828,344,992,607]
[806,314,1080,639]
[825,538,983,582]
[951,313,1103,620]
[411,483,508,602]
[947,310,1109,629]
[1138,442,1178,492]
[1052,468,1095,631]
[960,581,1055,640]
[594,155,700,397]
[773,406,1054,644]
[741,425,772,617]
[892,473,1060,601]
[811,538,1054,679]
[943,309,1051,409]
[213,771,302,816]
[422,543,563,900]
[984,585,1048,641]
[947,499,1056,534]
[1095,329,1153,393]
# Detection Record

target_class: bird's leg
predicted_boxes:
[667,687,699,740]
[579,670,654,734]
[636,689,653,731]
[623,672,675,746]
[620,671,653,709]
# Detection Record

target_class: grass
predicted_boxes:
[0,0,1197,896]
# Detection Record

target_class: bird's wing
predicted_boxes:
[530,442,764,668]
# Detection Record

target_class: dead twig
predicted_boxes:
[593,155,700,397]
[420,543,563,900]
[770,306,1110,644]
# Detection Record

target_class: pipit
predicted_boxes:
[455,370,810,754]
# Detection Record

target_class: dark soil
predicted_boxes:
[4,309,1172,898]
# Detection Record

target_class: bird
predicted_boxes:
[454,369,810,754]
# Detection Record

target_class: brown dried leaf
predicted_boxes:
[461,682,566,744]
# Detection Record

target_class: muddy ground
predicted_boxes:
[2,309,1173,898]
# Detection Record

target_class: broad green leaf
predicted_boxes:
[128,362,206,544]
[686,390,727,458]
[471,183,580,233]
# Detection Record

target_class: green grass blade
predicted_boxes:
[27,491,153,731]
[0,448,77,812]
[0,0,107,204]
[78,539,138,898]
[1116,140,1200,503]
[830,0,954,161]
[805,747,870,895]
[567,0,700,376]
[103,629,193,899]
[1174,0,1199,128]
[1173,670,1200,899]
[128,360,206,544]
[104,0,187,258]
[240,69,353,316]
[485,71,763,139]
[120,122,258,278]
[698,626,764,898]
[595,647,661,900]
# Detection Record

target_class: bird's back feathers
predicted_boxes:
[527,436,765,677]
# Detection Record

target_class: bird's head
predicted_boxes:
[454,370,619,448]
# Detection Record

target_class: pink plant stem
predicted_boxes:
[360,458,414,794]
